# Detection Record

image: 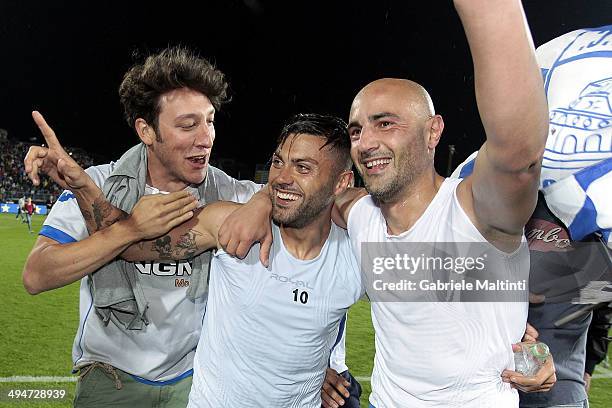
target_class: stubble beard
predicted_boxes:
[271,184,335,229]
[361,148,427,204]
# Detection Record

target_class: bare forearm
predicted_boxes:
[121,223,210,261]
[73,179,127,235]
[123,227,208,262]
[23,222,140,294]
[454,0,547,170]
[121,203,235,262]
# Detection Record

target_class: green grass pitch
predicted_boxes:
[0,213,611,407]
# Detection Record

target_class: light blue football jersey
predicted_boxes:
[188,222,363,407]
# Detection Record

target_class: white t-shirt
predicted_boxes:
[347,178,529,408]
[188,222,364,407]
[41,163,260,382]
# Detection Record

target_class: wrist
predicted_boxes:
[253,188,273,212]
[72,177,98,199]
[110,217,143,245]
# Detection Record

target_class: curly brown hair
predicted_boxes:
[118,46,229,132]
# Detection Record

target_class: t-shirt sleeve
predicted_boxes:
[346,245,366,301]
[346,195,371,238]
[213,167,263,203]
[345,196,373,299]
[40,164,112,244]
[336,226,366,302]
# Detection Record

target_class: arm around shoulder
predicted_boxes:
[120,201,242,262]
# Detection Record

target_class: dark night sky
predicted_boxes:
[1,1,610,178]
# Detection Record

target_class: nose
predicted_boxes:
[271,163,294,187]
[357,125,379,154]
[194,125,214,149]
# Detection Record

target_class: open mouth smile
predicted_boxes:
[362,157,392,173]
[187,155,207,165]
[274,189,302,205]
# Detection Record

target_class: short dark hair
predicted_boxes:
[277,113,352,172]
[118,46,229,131]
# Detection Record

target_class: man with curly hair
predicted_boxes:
[23,46,260,408]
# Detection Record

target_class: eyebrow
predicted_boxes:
[369,112,400,121]
[175,114,200,121]
[291,157,319,166]
[272,152,319,166]
[347,120,360,129]
[348,112,400,129]
[175,110,215,121]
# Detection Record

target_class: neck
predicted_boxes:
[379,169,445,235]
[280,208,333,260]
[146,147,190,192]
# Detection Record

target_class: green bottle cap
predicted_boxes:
[528,343,550,362]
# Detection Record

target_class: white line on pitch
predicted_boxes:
[354,374,612,381]
[592,373,612,379]
[593,366,612,379]
[2,373,611,384]
[595,366,612,375]
[0,376,77,383]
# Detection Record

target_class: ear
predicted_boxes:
[334,170,354,196]
[135,118,157,145]
[427,114,444,150]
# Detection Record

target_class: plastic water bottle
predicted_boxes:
[513,342,550,376]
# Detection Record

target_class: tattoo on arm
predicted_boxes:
[81,209,94,228]
[152,236,174,260]
[93,195,114,230]
[176,229,203,258]
[80,192,127,233]
[150,229,204,260]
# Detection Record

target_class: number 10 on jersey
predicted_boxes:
[292,289,309,304]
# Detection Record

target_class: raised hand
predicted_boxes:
[25,111,88,190]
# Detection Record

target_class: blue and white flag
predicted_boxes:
[538,25,612,187]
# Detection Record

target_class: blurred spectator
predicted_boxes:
[0,138,97,203]
[46,194,55,210]
[24,197,36,233]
